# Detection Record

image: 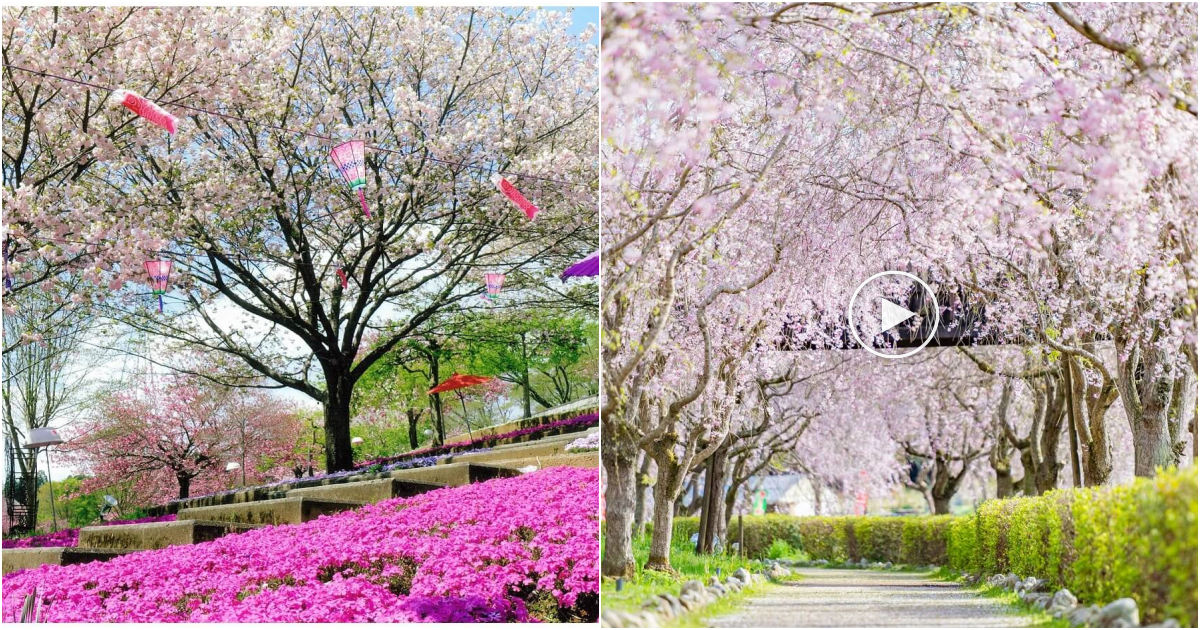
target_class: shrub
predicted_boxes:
[849,517,905,562]
[1070,468,1197,626]
[765,538,797,560]
[946,514,977,573]
[657,468,1197,626]
[900,515,953,566]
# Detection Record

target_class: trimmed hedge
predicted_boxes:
[668,468,1196,626]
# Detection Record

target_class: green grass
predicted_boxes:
[601,531,784,625]
[930,567,1071,628]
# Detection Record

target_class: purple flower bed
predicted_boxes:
[360,412,598,469]
[2,515,178,549]
[4,468,599,622]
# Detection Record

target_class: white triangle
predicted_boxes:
[880,298,916,334]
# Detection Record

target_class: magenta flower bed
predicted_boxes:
[3,468,599,622]
[360,412,598,469]
[2,515,178,549]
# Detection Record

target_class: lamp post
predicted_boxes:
[225,461,243,487]
[26,428,65,531]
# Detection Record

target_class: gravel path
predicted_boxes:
[710,568,1029,627]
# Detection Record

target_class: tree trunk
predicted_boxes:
[932,494,951,515]
[177,473,192,500]
[1117,344,1193,476]
[645,451,685,572]
[1066,358,1117,486]
[406,409,420,450]
[323,375,355,473]
[601,428,638,579]
[521,332,532,419]
[632,452,652,539]
[697,443,728,554]
[994,463,1015,498]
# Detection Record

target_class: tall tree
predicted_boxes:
[5,8,598,472]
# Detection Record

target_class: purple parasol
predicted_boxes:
[560,251,599,281]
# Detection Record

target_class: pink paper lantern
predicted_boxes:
[485,273,505,299]
[491,174,540,220]
[144,259,173,312]
[114,90,178,134]
[330,140,371,217]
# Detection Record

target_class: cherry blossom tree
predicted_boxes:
[5,7,598,472]
[65,374,306,505]
[601,2,1195,575]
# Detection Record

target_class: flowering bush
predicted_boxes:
[2,515,178,549]
[360,413,598,469]
[565,432,599,453]
[3,468,599,622]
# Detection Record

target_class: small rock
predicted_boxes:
[706,585,725,599]
[884,561,893,569]
[859,557,869,568]
[725,576,742,591]
[766,563,790,581]
[1099,598,1139,627]
[1069,604,1101,627]
[600,608,624,628]
[680,580,705,598]
[1145,618,1181,628]
[1048,589,1077,617]
[1016,576,1047,594]
[987,573,1007,588]
[733,568,753,583]
[656,594,683,618]
[1032,594,1051,610]
[642,597,670,618]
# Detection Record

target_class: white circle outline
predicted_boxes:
[846,271,941,359]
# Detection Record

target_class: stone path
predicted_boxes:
[710,568,1029,627]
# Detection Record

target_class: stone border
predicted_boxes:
[600,562,791,628]
[959,571,1181,628]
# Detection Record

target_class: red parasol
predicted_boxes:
[427,373,493,395]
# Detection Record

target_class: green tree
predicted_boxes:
[457,311,595,418]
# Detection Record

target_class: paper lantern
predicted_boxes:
[485,273,505,299]
[561,251,599,280]
[144,259,173,312]
[490,174,539,220]
[330,140,371,217]
[114,90,178,134]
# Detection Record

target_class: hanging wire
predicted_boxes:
[6,65,591,188]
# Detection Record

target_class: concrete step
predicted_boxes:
[77,519,259,551]
[385,462,519,486]
[438,441,569,465]
[490,452,599,470]
[286,478,443,503]
[3,547,135,575]
[177,497,362,526]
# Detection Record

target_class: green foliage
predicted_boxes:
[943,467,1197,627]
[1070,468,1197,626]
[667,469,1196,626]
[947,514,978,574]
[765,538,797,560]
[601,526,769,622]
[850,517,905,562]
[1006,491,1070,588]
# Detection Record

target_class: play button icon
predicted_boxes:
[846,271,940,359]
[879,299,916,334]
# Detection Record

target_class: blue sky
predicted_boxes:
[547,6,599,45]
